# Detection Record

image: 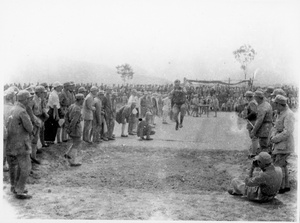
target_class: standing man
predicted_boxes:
[59,82,76,142]
[4,87,19,172]
[102,86,115,140]
[64,94,85,166]
[170,79,187,130]
[211,94,219,117]
[270,95,295,194]
[244,91,259,158]
[250,90,273,153]
[128,89,139,135]
[92,91,104,143]
[44,82,63,144]
[82,86,97,143]
[6,90,34,199]
[31,86,48,163]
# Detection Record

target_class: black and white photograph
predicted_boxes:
[1,0,299,221]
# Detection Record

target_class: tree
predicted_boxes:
[116,63,134,83]
[233,44,256,80]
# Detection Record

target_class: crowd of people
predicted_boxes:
[3,79,298,202]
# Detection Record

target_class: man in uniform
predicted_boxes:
[4,87,19,172]
[228,152,282,202]
[31,86,48,163]
[59,82,76,142]
[251,90,273,153]
[264,86,274,103]
[26,86,42,165]
[82,86,97,143]
[170,79,187,130]
[137,111,155,140]
[6,90,34,199]
[244,91,259,158]
[102,86,115,140]
[92,91,104,143]
[270,95,294,194]
[64,94,84,166]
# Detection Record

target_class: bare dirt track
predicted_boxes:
[2,112,298,221]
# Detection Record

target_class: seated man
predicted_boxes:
[137,111,155,140]
[228,152,282,202]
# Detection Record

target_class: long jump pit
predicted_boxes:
[2,113,298,221]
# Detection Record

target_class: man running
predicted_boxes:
[170,79,187,130]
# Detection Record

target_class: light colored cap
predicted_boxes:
[17,90,33,101]
[53,81,63,88]
[272,95,287,105]
[254,152,272,165]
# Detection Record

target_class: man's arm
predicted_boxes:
[245,172,267,187]
[271,113,294,143]
[251,107,266,135]
[20,110,34,134]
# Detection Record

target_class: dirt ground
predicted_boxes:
[2,112,298,221]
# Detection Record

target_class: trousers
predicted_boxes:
[6,153,31,194]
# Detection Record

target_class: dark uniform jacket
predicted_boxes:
[6,102,33,155]
[252,99,273,138]
[65,103,82,138]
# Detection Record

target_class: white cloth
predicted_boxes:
[47,89,60,109]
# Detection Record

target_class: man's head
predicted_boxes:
[4,86,19,102]
[17,90,34,106]
[174,79,180,88]
[264,86,274,98]
[131,89,137,96]
[35,85,47,98]
[90,86,98,96]
[106,86,113,94]
[78,86,87,95]
[253,152,272,169]
[75,93,85,106]
[272,95,287,112]
[254,90,264,104]
[245,91,254,102]
[97,90,105,100]
[52,81,63,92]
[271,88,286,98]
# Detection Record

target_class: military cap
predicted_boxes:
[40,82,48,88]
[245,91,254,97]
[35,85,47,93]
[78,87,87,93]
[254,152,272,165]
[254,90,264,98]
[131,89,137,93]
[52,81,63,88]
[70,81,75,85]
[4,86,19,98]
[265,86,274,94]
[174,79,180,83]
[112,92,118,96]
[17,90,33,101]
[98,90,105,95]
[75,93,84,100]
[271,88,286,97]
[63,82,70,87]
[272,95,287,105]
[106,86,113,90]
[90,86,98,92]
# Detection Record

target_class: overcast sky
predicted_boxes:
[1,0,300,85]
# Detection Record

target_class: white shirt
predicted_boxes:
[47,89,60,109]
